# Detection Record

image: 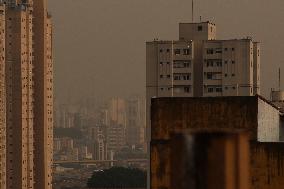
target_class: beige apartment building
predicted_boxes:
[147,22,260,100]
[0,0,53,188]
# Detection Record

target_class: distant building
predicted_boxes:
[106,124,126,154]
[94,135,108,161]
[126,96,146,147]
[108,97,126,127]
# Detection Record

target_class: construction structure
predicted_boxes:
[0,0,54,188]
[151,96,284,189]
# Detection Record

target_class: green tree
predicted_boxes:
[87,167,146,188]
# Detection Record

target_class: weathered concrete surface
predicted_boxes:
[251,142,284,189]
[151,97,258,141]
[151,133,250,189]
[151,96,284,189]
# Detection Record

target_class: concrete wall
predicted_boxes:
[258,98,280,142]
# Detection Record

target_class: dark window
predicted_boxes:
[207,73,213,79]
[225,74,227,77]
[224,48,228,51]
[232,48,235,51]
[207,49,214,54]
[166,49,170,52]
[160,49,163,53]
[198,25,203,31]
[183,49,190,55]
[208,88,214,93]
[174,49,181,55]
[216,88,222,92]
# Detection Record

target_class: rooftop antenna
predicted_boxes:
[192,0,194,22]
[279,68,281,91]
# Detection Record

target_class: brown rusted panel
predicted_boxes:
[151,97,258,141]
[151,141,171,189]
[251,142,284,189]
[151,133,250,189]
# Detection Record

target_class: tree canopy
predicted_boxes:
[87,167,146,188]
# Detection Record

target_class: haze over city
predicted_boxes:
[49,0,284,102]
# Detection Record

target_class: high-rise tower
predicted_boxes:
[33,0,53,188]
[0,0,53,188]
[0,4,6,189]
[5,3,34,188]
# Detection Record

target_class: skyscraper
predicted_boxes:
[0,5,6,189]
[0,0,53,188]
[33,0,53,188]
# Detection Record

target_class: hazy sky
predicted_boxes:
[48,0,284,103]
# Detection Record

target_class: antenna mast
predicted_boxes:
[279,68,281,91]
[192,0,194,22]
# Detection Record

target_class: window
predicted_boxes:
[207,73,213,79]
[232,61,235,64]
[232,48,235,51]
[167,75,171,78]
[216,87,222,92]
[225,74,227,77]
[167,49,170,53]
[215,48,222,53]
[232,74,235,77]
[224,60,228,64]
[174,49,181,55]
[159,49,163,53]
[183,49,190,55]
[198,25,203,31]
[216,61,222,67]
[207,48,214,54]
[160,75,163,78]
[173,60,191,68]
[224,48,228,51]
[184,86,191,93]
[208,88,214,93]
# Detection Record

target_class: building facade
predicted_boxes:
[0,0,53,188]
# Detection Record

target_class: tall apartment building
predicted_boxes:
[5,3,34,189]
[147,22,260,100]
[0,0,53,188]
[0,5,5,189]
[33,0,53,188]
